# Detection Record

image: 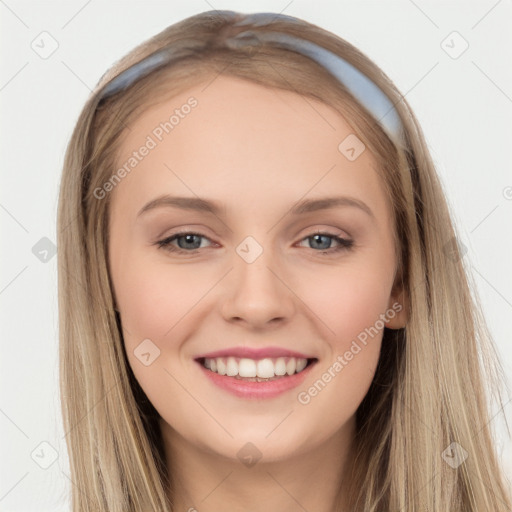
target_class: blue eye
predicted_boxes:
[156,231,353,255]
[157,232,210,252]
[300,233,354,252]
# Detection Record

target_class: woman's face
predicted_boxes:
[108,75,405,463]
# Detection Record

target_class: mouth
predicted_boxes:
[195,356,318,382]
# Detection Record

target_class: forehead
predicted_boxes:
[110,75,388,221]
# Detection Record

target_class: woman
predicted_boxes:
[57,10,511,511]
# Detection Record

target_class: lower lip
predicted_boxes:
[196,360,317,399]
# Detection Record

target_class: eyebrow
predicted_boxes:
[136,194,375,219]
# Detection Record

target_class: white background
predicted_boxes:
[1,1,511,510]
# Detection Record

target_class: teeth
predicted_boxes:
[226,357,239,377]
[256,359,274,378]
[217,358,227,376]
[274,358,287,376]
[202,356,310,379]
[296,358,307,372]
[239,358,257,377]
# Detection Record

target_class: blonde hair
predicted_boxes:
[57,10,512,511]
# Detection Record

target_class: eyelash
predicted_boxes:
[156,230,354,255]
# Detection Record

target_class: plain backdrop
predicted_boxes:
[1,1,511,510]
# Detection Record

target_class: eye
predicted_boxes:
[156,232,213,253]
[296,232,354,254]
[155,230,354,255]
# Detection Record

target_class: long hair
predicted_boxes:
[57,10,511,511]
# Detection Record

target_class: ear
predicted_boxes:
[385,285,408,329]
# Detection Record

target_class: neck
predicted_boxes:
[159,417,355,512]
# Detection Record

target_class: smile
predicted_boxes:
[195,356,318,399]
[201,356,312,380]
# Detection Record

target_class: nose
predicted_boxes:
[220,245,296,329]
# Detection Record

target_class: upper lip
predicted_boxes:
[195,346,316,360]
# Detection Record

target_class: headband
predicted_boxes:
[98,11,403,144]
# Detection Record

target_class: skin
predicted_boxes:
[108,75,407,512]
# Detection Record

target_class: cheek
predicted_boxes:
[114,253,226,401]
[115,254,211,341]
[300,259,395,348]
[114,255,206,412]
[292,259,393,415]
